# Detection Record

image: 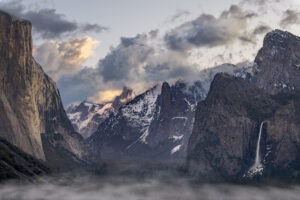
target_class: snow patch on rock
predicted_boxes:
[171,144,182,154]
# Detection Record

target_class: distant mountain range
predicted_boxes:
[68,64,252,163]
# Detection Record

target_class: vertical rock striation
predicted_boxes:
[0,10,90,169]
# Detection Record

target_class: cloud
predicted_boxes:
[57,33,199,105]
[280,9,300,28]
[167,9,190,23]
[164,5,257,51]
[236,24,270,45]
[240,0,282,6]
[100,34,154,82]
[0,0,108,39]
[56,4,270,105]
[89,89,122,103]
[23,8,78,39]
[34,37,99,80]
[43,1,300,105]
[99,33,199,85]
[81,24,109,33]
[252,25,271,35]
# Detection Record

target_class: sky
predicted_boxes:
[1,0,300,105]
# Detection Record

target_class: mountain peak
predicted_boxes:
[253,29,300,94]
[262,29,300,50]
[162,82,170,92]
[117,86,134,101]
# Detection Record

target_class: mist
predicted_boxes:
[1,172,300,200]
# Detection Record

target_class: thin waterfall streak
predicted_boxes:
[252,121,266,170]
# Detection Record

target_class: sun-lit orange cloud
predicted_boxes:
[89,89,122,103]
[34,37,99,80]
[58,37,99,64]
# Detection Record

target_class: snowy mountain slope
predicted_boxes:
[67,63,253,163]
[88,62,252,163]
[66,87,134,138]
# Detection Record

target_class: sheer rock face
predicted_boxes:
[187,30,300,178]
[187,74,277,177]
[264,99,300,176]
[0,11,89,167]
[252,30,300,94]
[145,82,196,160]
[187,73,300,178]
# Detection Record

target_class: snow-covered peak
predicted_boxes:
[121,85,161,144]
[66,88,135,139]
[66,101,109,138]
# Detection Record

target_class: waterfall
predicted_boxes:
[250,121,266,172]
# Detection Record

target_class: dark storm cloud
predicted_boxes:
[0,0,108,39]
[164,5,257,51]
[280,9,300,28]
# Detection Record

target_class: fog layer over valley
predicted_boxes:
[1,172,300,200]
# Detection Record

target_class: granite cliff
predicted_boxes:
[0,10,91,169]
[187,30,300,179]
